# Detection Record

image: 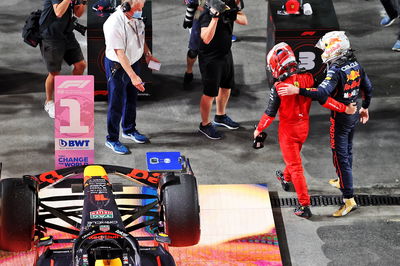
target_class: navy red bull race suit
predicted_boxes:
[298,58,373,199]
[259,71,347,206]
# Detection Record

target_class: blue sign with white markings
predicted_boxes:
[146,152,182,171]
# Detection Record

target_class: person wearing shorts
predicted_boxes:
[197,0,247,139]
[39,0,87,118]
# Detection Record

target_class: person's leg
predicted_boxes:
[215,88,230,116]
[392,23,400,51]
[186,50,198,75]
[199,94,222,139]
[184,18,200,86]
[184,51,197,87]
[279,123,311,207]
[218,52,234,113]
[45,71,60,102]
[104,58,125,143]
[380,0,398,19]
[348,127,354,169]
[287,143,310,207]
[198,56,223,139]
[72,60,86,75]
[213,52,240,129]
[330,115,358,216]
[43,71,59,118]
[121,76,138,134]
[198,56,219,125]
[65,33,86,75]
[200,94,214,126]
[283,168,292,182]
[279,125,312,218]
[380,0,398,26]
[120,61,150,144]
[40,39,65,118]
[331,123,354,199]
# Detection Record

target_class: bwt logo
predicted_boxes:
[59,139,90,147]
[58,80,91,89]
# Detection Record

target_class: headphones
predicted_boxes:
[121,1,131,12]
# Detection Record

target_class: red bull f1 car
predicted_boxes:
[0,158,200,265]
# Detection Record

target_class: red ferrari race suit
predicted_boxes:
[257,71,347,206]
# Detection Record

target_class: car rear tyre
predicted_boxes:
[0,178,37,251]
[161,174,200,247]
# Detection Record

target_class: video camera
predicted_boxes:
[206,0,244,24]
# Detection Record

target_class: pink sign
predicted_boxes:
[54,76,94,169]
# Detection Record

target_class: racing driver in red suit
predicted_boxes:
[254,42,356,218]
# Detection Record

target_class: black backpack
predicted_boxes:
[22,9,43,47]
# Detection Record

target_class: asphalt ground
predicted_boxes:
[0,0,400,265]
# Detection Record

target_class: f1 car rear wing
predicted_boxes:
[30,156,193,189]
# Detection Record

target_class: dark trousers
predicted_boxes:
[381,0,400,38]
[104,56,140,142]
[380,0,399,19]
[329,112,359,199]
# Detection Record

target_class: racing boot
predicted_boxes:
[276,170,291,191]
[293,205,312,219]
[329,178,341,189]
[333,197,357,217]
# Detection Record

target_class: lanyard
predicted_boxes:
[127,20,142,49]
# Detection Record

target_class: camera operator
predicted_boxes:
[39,0,87,118]
[198,0,247,140]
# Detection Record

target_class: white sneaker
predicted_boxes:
[44,100,55,119]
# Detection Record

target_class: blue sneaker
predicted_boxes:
[392,40,400,51]
[122,130,149,144]
[105,141,129,154]
[199,123,222,140]
[380,16,396,27]
[213,114,240,130]
[232,34,237,42]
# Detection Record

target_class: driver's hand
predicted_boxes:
[359,107,369,124]
[276,83,300,96]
